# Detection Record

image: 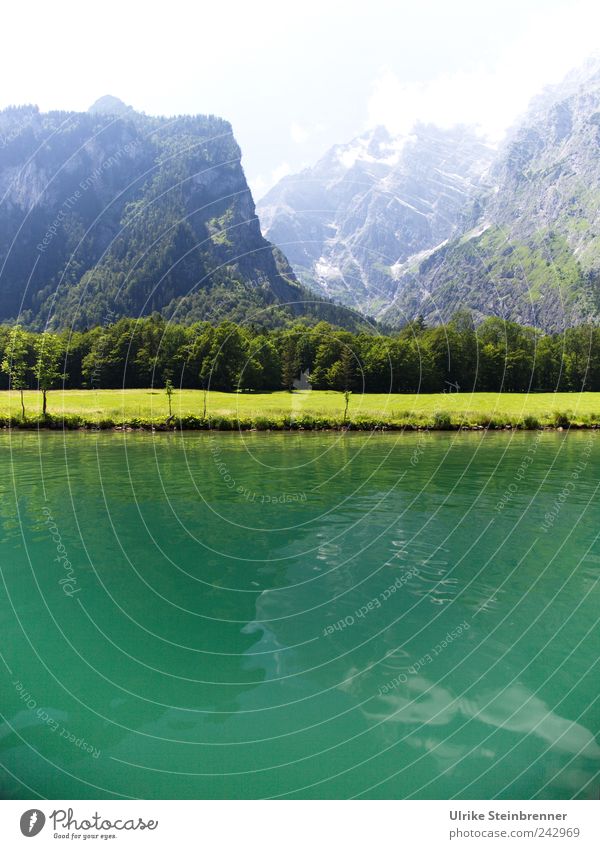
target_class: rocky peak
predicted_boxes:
[258,123,493,311]
[88,95,131,116]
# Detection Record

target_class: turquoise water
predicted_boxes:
[0,430,599,799]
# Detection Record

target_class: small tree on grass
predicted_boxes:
[201,380,208,420]
[34,333,66,417]
[1,325,29,420]
[165,377,174,418]
[343,389,351,424]
[199,366,211,420]
[329,345,355,424]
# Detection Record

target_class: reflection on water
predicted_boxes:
[0,431,598,799]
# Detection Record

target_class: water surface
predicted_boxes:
[0,430,598,799]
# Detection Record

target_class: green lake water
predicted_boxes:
[0,430,599,799]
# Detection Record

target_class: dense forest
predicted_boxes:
[2,310,600,396]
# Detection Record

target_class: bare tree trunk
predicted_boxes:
[20,388,25,421]
[42,390,47,417]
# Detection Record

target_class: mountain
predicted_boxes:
[87,95,132,116]
[381,57,600,331]
[257,123,494,314]
[260,58,600,331]
[0,101,357,330]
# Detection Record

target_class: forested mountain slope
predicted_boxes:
[0,98,357,330]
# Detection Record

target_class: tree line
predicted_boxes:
[2,310,600,413]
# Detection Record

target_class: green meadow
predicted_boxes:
[1,389,600,429]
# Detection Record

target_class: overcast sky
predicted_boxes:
[3,0,599,197]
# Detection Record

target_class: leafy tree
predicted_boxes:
[281,334,300,391]
[564,326,594,390]
[478,342,505,391]
[390,337,429,392]
[1,324,29,419]
[34,333,66,416]
[311,332,345,389]
[329,344,357,392]
[359,336,392,393]
[189,324,215,404]
[241,336,280,390]
[255,337,281,390]
[204,322,247,391]
[82,320,131,388]
[3,314,600,400]
[534,334,561,391]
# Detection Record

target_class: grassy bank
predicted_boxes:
[1,389,600,430]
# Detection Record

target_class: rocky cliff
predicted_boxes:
[381,58,600,330]
[260,59,600,331]
[0,98,351,329]
[258,124,493,314]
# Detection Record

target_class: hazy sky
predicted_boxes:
[3,0,599,197]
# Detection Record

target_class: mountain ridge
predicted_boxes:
[382,57,600,330]
[260,58,600,331]
[0,100,361,331]
[258,122,494,314]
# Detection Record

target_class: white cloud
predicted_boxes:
[367,0,600,141]
[249,174,268,199]
[271,161,292,183]
[290,122,309,144]
[249,161,292,199]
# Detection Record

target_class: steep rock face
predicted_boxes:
[0,102,329,329]
[382,60,600,330]
[257,124,493,313]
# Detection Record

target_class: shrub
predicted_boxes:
[522,415,540,430]
[0,414,23,428]
[178,415,203,429]
[46,414,85,429]
[551,410,571,428]
[210,416,233,431]
[354,416,389,430]
[433,410,452,430]
[296,414,316,429]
